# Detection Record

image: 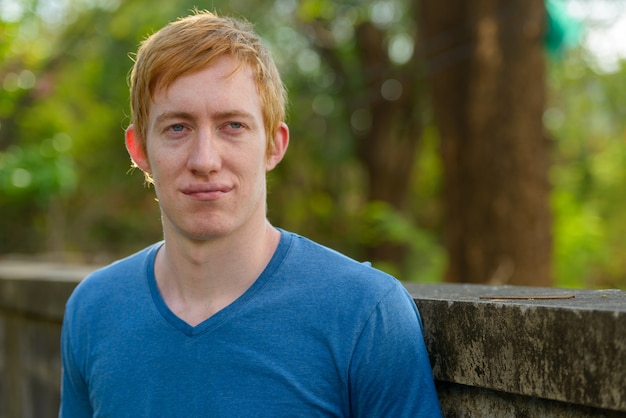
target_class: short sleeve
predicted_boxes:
[348,283,442,417]
[59,304,94,418]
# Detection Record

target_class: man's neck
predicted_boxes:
[154,220,281,326]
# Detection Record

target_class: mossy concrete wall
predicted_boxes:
[407,283,626,417]
[1,261,625,417]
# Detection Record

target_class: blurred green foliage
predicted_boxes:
[0,0,624,288]
[548,51,626,289]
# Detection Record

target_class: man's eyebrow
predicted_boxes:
[154,110,255,123]
[213,110,255,121]
[154,111,194,124]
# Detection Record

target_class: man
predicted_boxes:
[60,10,442,417]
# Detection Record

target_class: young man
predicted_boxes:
[60,11,442,417]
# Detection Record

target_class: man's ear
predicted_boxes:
[125,125,151,173]
[266,122,289,171]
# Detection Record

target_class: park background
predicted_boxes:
[1,0,625,290]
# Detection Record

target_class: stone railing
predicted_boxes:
[405,283,625,417]
[0,261,94,418]
[0,261,624,417]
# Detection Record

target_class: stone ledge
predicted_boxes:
[406,283,626,413]
[435,381,624,418]
[1,262,625,415]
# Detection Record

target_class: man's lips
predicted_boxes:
[182,184,233,200]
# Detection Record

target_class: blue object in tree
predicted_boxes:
[545,0,582,58]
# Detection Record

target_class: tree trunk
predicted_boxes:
[419,0,552,285]
[353,22,423,264]
[306,17,424,266]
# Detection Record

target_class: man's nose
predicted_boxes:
[186,130,222,175]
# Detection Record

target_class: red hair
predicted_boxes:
[129,10,286,157]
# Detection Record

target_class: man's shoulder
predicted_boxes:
[275,231,419,344]
[84,242,158,283]
[280,230,401,298]
[66,242,160,310]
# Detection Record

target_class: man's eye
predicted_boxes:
[170,124,185,132]
[227,122,243,129]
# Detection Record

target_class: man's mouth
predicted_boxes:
[182,183,233,200]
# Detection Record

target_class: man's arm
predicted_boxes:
[59,310,93,417]
[348,282,442,417]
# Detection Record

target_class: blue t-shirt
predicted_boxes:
[60,230,441,417]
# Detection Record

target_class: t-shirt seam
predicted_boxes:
[65,313,87,386]
[346,279,402,396]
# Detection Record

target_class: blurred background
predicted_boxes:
[1,0,625,289]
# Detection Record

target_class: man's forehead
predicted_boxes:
[148,64,262,124]
[154,57,256,96]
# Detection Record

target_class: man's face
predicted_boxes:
[137,56,286,242]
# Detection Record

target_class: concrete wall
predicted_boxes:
[406,283,626,417]
[1,261,625,417]
[0,261,92,418]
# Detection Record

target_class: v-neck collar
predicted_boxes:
[144,229,292,337]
